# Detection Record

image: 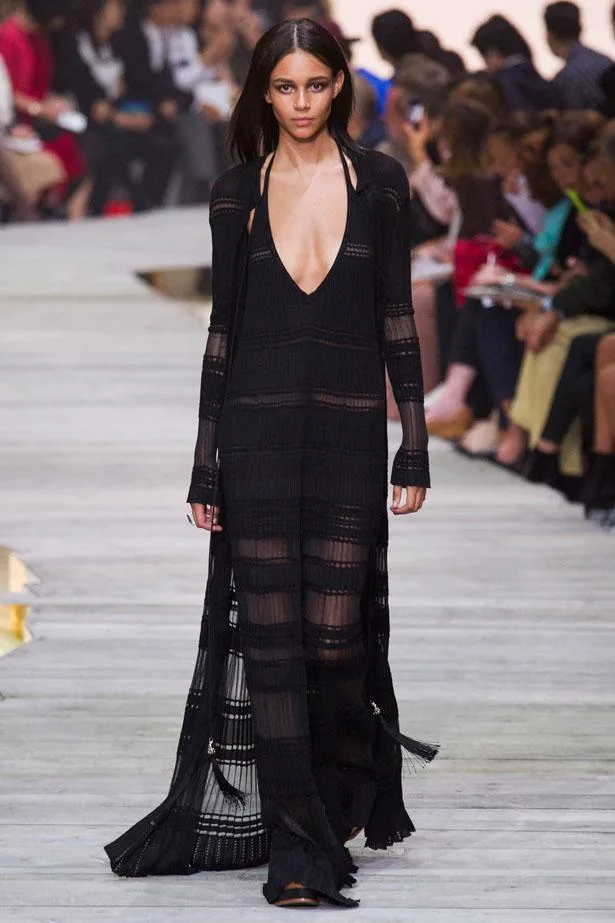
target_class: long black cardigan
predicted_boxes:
[104,146,436,878]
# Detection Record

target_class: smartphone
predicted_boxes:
[407,100,425,129]
[565,188,588,213]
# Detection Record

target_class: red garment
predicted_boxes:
[453,236,524,308]
[0,17,84,182]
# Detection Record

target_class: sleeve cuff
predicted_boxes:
[186,465,220,506]
[391,448,431,488]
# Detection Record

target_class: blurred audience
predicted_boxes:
[471,15,556,112]
[545,2,612,112]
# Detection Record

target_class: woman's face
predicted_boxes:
[99,0,126,34]
[547,142,583,192]
[519,128,549,168]
[582,155,607,207]
[265,51,343,142]
[486,133,519,179]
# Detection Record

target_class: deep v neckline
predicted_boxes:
[263,144,354,299]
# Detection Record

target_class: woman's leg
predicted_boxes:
[426,299,480,436]
[537,334,603,454]
[230,531,357,907]
[594,335,615,454]
[475,306,525,463]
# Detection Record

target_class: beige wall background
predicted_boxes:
[334,0,614,79]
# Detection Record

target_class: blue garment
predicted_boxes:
[532,198,573,281]
[355,67,391,117]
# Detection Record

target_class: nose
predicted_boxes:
[294,89,310,111]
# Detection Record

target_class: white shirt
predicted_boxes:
[0,54,14,129]
[76,32,124,101]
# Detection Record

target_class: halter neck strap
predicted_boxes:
[262,142,353,199]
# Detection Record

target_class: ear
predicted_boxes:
[333,70,345,99]
[264,89,272,104]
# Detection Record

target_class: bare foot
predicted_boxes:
[536,438,559,454]
[459,416,499,456]
[426,393,468,423]
[496,423,528,467]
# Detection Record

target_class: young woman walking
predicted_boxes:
[105,18,436,909]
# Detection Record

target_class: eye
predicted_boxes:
[276,83,293,94]
[310,81,328,91]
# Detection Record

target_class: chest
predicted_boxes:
[266,165,351,294]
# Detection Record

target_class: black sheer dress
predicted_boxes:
[104,145,435,907]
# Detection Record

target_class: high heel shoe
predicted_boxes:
[274,882,320,908]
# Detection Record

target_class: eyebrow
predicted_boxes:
[271,75,330,83]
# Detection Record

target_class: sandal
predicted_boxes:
[274,883,320,908]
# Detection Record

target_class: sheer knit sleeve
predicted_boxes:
[381,179,431,489]
[186,194,237,506]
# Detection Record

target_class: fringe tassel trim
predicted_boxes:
[370,701,440,769]
[208,738,246,806]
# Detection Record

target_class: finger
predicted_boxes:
[392,488,414,515]
[391,484,402,510]
[211,505,223,533]
[407,488,426,513]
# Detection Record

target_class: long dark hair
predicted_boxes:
[229,18,357,163]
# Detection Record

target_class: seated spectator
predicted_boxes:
[499,122,615,473]
[486,122,547,237]
[112,0,189,207]
[545,1,612,112]
[423,100,522,441]
[381,51,451,178]
[471,14,555,112]
[167,0,237,202]
[0,49,63,217]
[56,0,183,213]
[0,0,88,218]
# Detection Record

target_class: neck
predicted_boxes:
[93,19,110,44]
[274,127,341,173]
[13,9,37,32]
[559,40,577,60]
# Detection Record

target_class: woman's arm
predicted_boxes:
[409,159,460,229]
[381,174,431,491]
[186,191,238,508]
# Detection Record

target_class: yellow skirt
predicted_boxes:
[510,315,615,476]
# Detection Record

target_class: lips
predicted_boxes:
[293,118,313,126]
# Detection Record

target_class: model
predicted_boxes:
[105,17,436,909]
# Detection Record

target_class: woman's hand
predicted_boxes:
[470,261,508,286]
[391,486,426,515]
[401,117,430,165]
[92,99,114,123]
[525,312,559,353]
[190,503,223,532]
[40,95,72,122]
[578,209,615,262]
